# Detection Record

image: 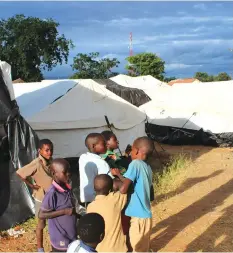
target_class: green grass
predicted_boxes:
[153,153,190,202]
[19,217,37,231]
[0,217,38,239]
[20,217,48,233]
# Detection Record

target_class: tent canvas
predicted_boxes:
[140,80,233,146]
[14,79,147,158]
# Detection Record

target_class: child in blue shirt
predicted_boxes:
[111,136,154,252]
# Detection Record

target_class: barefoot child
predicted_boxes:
[87,174,127,252]
[112,137,154,252]
[67,213,105,253]
[79,133,113,207]
[39,158,77,252]
[16,139,53,252]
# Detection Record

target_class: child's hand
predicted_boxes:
[111,168,120,176]
[109,154,117,160]
[32,184,40,190]
[64,208,75,216]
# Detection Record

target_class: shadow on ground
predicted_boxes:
[185,203,233,251]
[155,169,224,203]
[151,178,233,251]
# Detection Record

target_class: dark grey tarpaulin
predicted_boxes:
[0,67,39,230]
[94,79,151,107]
[145,123,233,147]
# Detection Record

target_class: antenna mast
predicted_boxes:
[129,32,133,56]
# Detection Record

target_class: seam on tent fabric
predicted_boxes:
[50,84,77,104]
[91,81,110,103]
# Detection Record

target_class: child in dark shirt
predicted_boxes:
[101,131,131,175]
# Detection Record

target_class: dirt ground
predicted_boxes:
[151,144,233,252]
[1,144,233,252]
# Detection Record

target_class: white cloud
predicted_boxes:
[92,15,233,28]
[165,63,202,71]
[177,11,187,16]
[102,53,119,59]
[192,26,206,33]
[193,3,206,10]
[143,33,199,42]
[171,39,233,46]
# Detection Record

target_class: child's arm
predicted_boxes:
[39,191,77,220]
[38,208,74,220]
[17,173,40,190]
[16,161,40,190]
[111,168,132,194]
[120,179,132,194]
[113,178,122,191]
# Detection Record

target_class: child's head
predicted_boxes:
[85,133,107,154]
[78,213,105,247]
[38,139,53,160]
[51,158,71,185]
[101,131,119,151]
[94,174,113,195]
[131,136,154,161]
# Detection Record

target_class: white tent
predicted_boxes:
[110,74,170,101]
[14,79,146,157]
[140,80,233,143]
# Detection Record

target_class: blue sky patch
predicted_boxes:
[1,1,233,79]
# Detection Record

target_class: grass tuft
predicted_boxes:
[19,217,37,231]
[153,153,190,202]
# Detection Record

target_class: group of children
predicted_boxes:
[16,131,155,252]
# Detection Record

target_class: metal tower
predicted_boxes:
[129,32,133,56]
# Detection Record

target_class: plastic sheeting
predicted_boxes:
[146,122,233,147]
[0,61,15,100]
[145,123,219,146]
[94,79,151,107]
[110,74,170,101]
[0,63,39,230]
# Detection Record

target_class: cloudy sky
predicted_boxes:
[1,1,233,79]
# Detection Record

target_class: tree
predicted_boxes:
[0,15,73,81]
[194,72,210,82]
[164,76,177,83]
[208,75,215,82]
[125,53,165,80]
[194,71,232,82]
[70,52,119,79]
[214,72,231,81]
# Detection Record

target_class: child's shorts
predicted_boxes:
[129,217,152,252]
